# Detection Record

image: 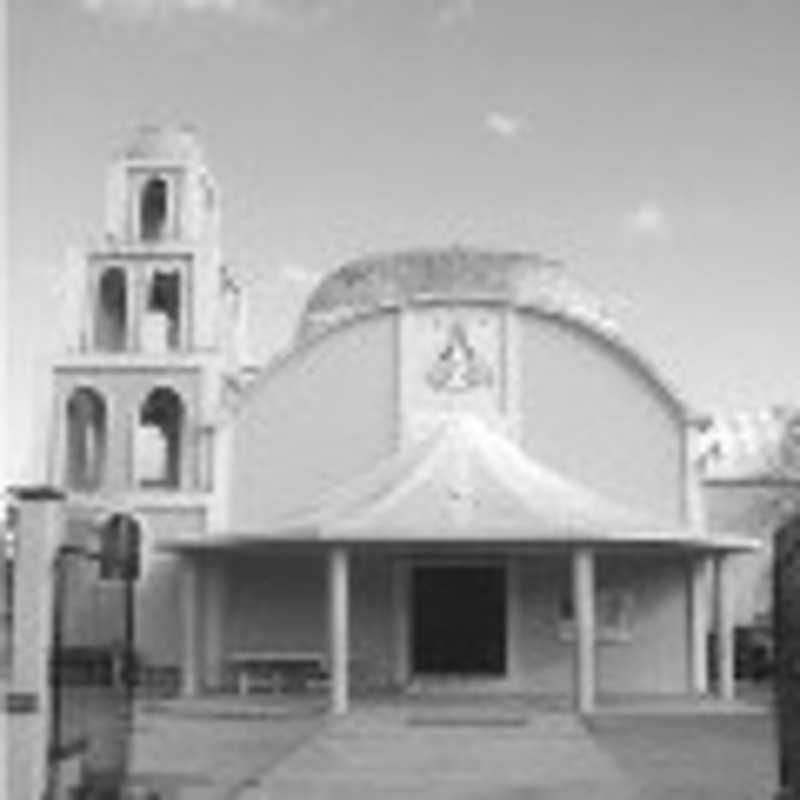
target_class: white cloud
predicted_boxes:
[621,201,671,240]
[79,0,349,27]
[484,112,528,140]
[435,0,476,30]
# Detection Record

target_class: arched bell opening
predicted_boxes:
[96,268,128,352]
[136,387,184,489]
[140,177,168,242]
[66,387,107,491]
[143,270,181,351]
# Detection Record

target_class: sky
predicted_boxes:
[4,0,800,482]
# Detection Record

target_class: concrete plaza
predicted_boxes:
[120,691,778,800]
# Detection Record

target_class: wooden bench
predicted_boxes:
[227,651,328,695]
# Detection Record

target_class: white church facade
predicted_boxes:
[48,126,763,713]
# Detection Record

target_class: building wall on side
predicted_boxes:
[517,314,684,524]
[227,315,398,528]
[704,480,800,623]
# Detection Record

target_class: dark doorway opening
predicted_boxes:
[412,565,506,675]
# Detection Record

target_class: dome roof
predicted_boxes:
[297,247,614,341]
[123,125,204,162]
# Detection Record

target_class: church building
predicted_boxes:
[48,126,759,714]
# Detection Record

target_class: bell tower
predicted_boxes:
[51,125,244,498]
[96,124,223,354]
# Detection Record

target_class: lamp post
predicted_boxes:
[64,512,141,798]
[48,543,101,799]
[97,514,140,792]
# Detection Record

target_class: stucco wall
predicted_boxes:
[53,366,205,493]
[227,315,398,527]
[222,551,395,688]
[225,553,327,653]
[59,505,204,665]
[595,553,689,695]
[513,553,688,696]
[516,313,684,523]
[217,550,688,696]
[704,480,800,622]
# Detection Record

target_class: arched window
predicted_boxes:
[96,268,127,351]
[136,387,184,488]
[66,388,107,491]
[140,177,168,241]
[143,270,181,351]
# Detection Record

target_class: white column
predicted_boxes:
[572,547,596,714]
[687,555,710,695]
[391,557,409,687]
[328,546,350,714]
[713,553,735,701]
[8,489,64,800]
[126,265,140,352]
[180,555,201,696]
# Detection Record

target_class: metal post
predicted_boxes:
[46,550,67,798]
[124,567,136,713]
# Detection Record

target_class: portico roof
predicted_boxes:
[162,415,758,553]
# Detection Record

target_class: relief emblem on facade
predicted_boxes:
[425,320,494,394]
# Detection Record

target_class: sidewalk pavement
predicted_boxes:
[115,690,779,799]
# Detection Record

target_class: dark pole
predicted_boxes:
[124,565,135,712]
[119,515,137,796]
[46,549,66,797]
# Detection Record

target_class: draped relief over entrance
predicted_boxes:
[412,565,507,676]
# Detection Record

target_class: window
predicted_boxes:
[136,388,183,488]
[143,270,181,351]
[96,268,127,351]
[557,586,633,643]
[66,388,107,491]
[140,177,168,241]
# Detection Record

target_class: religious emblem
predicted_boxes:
[425,320,494,393]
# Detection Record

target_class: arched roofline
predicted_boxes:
[236,300,698,424]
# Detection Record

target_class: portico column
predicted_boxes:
[687,555,710,695]
[180,555,201,697]
[572,547,596,714]
[712,552,735,701]
[328,545,350,714]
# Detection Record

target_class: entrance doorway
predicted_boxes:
[412,565,506,675]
